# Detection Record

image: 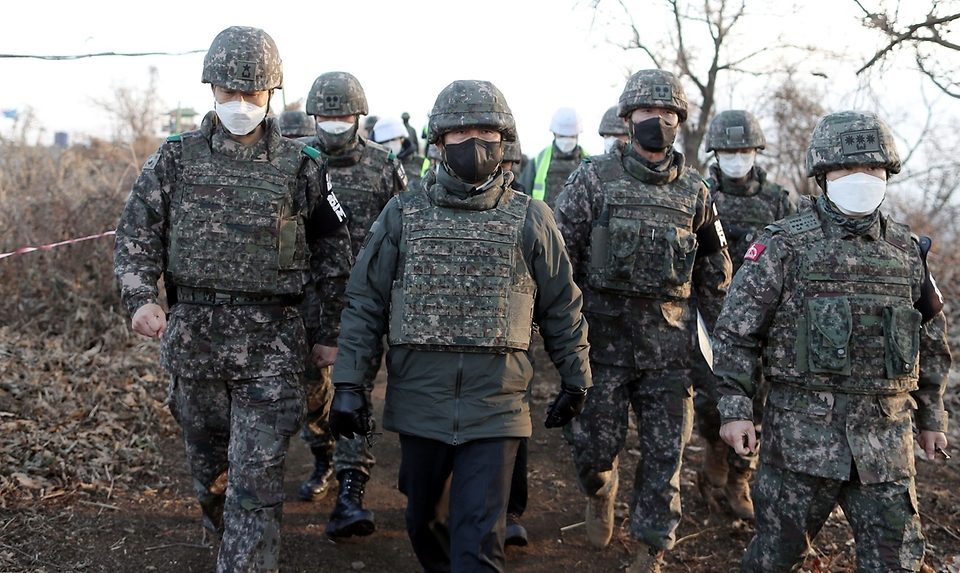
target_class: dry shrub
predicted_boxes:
[0,135,175,505]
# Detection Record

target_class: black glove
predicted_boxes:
[544,385,588,428]
[329,384,372,440]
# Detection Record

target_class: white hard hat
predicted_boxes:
[549,107,583,136]
[371,116,407,143]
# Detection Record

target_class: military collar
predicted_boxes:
[621,145,684,185]
[210,117,273,162]
[815,194,882,240]
[430,165,506,210]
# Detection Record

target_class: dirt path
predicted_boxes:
[2,361,958,573]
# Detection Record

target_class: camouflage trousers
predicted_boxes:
[568,364,694,550]
[299,357,377,476]
[691,353,764,471]
[168,374,305,573]
[743,463,925,573]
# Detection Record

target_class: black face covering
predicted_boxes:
[631,117,678,152]
[442,138,503,183]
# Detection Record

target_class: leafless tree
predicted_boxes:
[91,66,165,169]
[757,72,825,196]
[854,0,960,98]
[588,0,787,172]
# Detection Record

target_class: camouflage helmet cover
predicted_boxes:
[618,69,688,123]
[598,105,628,136]
[706,110,766,151]
[503,140,523,162]
[427,80,517,144]
[278,110,316,138]
[202,26,283,91]
[805,110,901,177]
[306,72,369,117]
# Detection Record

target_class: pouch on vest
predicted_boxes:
[806,297,852,375]
[664,226,697,288]
[882,306,922,378]
[607,216,642,280]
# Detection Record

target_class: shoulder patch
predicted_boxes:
[301,145,320,160]
[744,240,767,261]
[396,163,408,189]
[166,134,182,142]
[582,157,592,163]
[142,152,160,171]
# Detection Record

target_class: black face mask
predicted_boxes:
[442,138,503,183]
[631,117,678,152]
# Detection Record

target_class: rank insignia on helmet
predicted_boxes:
[653,84,671,100]
[725,126,745,145]
[841,129,881,155]
[324,94,342,110]
[237,61,257,81]
[744,242,766,261]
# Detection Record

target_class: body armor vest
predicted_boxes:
[762,209,921,394]
[588,153,700,299]
[326,142,392,255]
[389,187,536,352]
[710,173,787,266]
[167,130,308,295]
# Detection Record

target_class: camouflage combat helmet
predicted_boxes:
[618,69,688,123]
[305,72,369,117]
[427,80,517,144]
[599,105,628,136]
[503,140,522,163]
[706,110,766,152]
[279,110,316,138]
[806,110,901,177]
[202,26,283,91]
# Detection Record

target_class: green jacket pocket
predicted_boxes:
[806,297,852,375]
[883,306,922,378]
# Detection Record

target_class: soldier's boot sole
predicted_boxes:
[326,509,376,538]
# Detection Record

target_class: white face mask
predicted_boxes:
[716,151,756,179]
[317,121,354,134]
[554,136,578,154]
[826,172,887,217]
[215,100,267,136]
[603,136,621,153]
[382,139,404,154]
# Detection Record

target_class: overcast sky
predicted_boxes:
[1,0,952,155]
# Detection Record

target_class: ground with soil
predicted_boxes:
[1,348,958,573]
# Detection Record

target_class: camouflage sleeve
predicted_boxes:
[713,232,788,425]
[330,199,402,389]
[524,200,592,391]
[909,240,952,432]
[553,164,598,282]
[113,142,175,316]
[780,186,801,219]
[386,154,407,194]
[300,159,353,346]
[692,185,732,329]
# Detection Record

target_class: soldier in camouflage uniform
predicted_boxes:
[113,26,352,573]
[555,69,732,572]
[372,116,428,192]
[715,110,951,573]
[693,110,799,520]
[278,110,316,139]
[298,71,406,538]
[598,105,629,153]
[519,107,590,208]
[328,79,592,573]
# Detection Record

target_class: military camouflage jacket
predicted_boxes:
[114,112,353,379]
[554,145,732,370]
[706,164,799,270]
[713,197,951,483]
[331,165,591,444]
[298,135,406,256]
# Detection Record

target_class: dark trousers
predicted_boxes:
[507,437,528,517]
[398,434,520,573]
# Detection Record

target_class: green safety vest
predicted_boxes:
[532,144,589,201]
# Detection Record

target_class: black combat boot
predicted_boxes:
[298,447,335,502]
[326,469,376,538]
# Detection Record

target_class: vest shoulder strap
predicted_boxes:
[882,217,912,252]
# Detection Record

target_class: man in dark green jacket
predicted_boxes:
[328,79,592,573]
